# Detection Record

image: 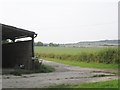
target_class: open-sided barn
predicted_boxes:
[2,24,37,69]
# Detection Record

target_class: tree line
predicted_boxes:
[34,41,59,47]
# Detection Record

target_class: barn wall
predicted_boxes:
[0,24,2,71]
[2,40,33,69]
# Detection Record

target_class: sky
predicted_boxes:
[0,0,119,44]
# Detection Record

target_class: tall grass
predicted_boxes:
[35,47,119,64]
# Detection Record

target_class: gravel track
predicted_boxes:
[2,60,118,88]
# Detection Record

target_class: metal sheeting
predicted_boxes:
[2,24,36,40]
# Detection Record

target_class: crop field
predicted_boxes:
[35,46,110,55]
[35,46,119,65]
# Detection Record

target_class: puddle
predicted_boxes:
[91,72,115,77]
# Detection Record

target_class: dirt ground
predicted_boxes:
[2,60,118,88]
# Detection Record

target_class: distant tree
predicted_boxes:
[49,43,54,47]
[54,43,59,47]
[35,41,43,46]
[49,43,59,47]
[34,42,59,47]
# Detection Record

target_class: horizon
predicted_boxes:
[34,39,119,44]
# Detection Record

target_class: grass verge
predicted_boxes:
[45,58,118,69]
[49,80,118,88]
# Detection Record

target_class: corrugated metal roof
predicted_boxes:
[1,24,37,40]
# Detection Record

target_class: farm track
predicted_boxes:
[2,60,118,88]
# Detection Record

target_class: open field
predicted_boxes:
[35,46,119,67]
[35,46,115,55]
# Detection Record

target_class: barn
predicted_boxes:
[2,24,37,69]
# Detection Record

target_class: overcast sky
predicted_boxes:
[0,0,119,44]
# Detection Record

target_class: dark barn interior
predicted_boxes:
[2,24,37,69]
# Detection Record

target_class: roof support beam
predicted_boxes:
[32,36,34,57]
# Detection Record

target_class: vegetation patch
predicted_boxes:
[44,58,118,69]
[3,64,55,76]
[49,80,118,88]
[35,47,119,64]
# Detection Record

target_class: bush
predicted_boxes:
[32,60,55,73]
[97,48,118,64]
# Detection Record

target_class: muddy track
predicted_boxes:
[2,60,118,88]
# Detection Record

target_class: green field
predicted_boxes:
[45,58,118,69]
[49,80,118,88]
[35,46,119,69]
[35,46,110,55]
